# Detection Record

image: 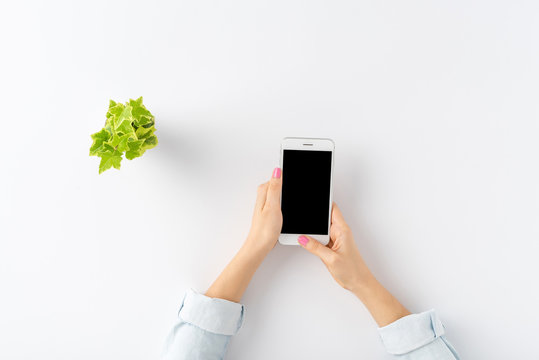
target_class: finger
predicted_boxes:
[327,237,335,249]
[298,235,333,264]
[265,167,282,208]
[255,182,269,212]
[330,221,343,242]
[331,202,347,226]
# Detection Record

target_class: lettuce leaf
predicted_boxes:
[89,97,157,173]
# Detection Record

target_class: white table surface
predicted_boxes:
[1,1,538,359]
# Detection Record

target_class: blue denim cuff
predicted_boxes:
[378,309,445,355]
[177,288,245,336]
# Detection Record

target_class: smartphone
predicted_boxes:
[278,137,335,245]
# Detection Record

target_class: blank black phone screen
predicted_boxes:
[281,149,332,235]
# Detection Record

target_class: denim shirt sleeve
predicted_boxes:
[378,310,460,359]
[160,288,245,360]
[160,291,459,360]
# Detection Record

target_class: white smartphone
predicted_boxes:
[278,137,335,246]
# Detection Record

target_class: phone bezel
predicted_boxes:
[278,137,335,246]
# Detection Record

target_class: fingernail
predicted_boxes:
[298,235,309,246]
[272,167,281,179]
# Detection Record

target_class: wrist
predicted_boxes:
[241,236,273,260]
[350,272,412,327]
[350,270,379,300]
[244,232,275,256]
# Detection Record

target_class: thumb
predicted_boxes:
[298,235,333,263]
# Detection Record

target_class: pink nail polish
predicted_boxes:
[272,167,281,178]
[298,235,309,246]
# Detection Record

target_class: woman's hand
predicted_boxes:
[298,202,411,327]
[205,167,282,303]
[297,202,372,294]
[245,167,283,255]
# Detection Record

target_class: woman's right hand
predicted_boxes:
[297,202,373,294]
[298,202,411,327]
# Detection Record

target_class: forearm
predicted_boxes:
[161,240,267,360]
[352,272,411,327]
[354,273,459,359]
[205,238,269,303]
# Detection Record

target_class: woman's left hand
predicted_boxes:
[205,167,283,302]
[245,167,283,255]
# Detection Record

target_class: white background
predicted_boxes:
[1,1,538,359]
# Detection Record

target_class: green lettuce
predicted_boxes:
[90,97,158,173]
